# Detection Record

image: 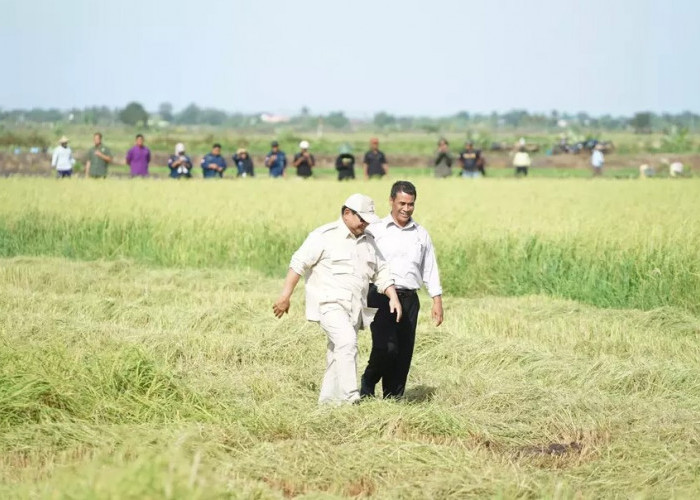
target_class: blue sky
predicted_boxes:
[1,0,699,116]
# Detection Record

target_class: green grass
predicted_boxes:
[1,178,699,312]
[1,258,699,498]
[1,177,700,497]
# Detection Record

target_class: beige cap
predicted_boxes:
[58,136,69,143]
[175,143,185,154]
[344,193,380,223]
[236,148,247,155]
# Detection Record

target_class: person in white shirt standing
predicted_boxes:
[591,144,604,177]
[512,146,532,177]
[51,136,75,178]
[360,181,443,399]
[273,193,402,405]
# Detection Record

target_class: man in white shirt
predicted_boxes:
[591,144,604,176]
[273,193,402,405]
[512,146,532,177]
[51,136,75,178]
[360,181,443,399]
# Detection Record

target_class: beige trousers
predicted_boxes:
[318,304,360,404]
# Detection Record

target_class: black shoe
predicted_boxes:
[360,375,375,398]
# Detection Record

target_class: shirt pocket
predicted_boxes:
[319,288,353,317]
[319,287,352,304]
[330,252,355,275]
[411,241,424,264]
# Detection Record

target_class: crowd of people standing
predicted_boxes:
[49,132,687,180]
[50,133,392,180]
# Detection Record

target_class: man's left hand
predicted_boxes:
[389,296,402,323]
[431,297,443,326]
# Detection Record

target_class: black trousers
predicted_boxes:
[361,286,420,398]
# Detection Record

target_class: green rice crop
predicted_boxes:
[1,177,700,497]
[1,177,698,312]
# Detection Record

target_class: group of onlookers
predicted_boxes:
[433,139,488,178]
[49,134,390,181]
[167,142,255,179]
[49,133,688,179]
[50,132,114,178]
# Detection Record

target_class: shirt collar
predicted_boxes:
[337,217,365,240]
[383,213,416,230]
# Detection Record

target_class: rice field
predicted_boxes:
[1,176,699,498]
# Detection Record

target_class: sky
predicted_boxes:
[1,0,699,117]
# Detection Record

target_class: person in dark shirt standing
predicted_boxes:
[265,140,287,178]
[293,140,315,178]
[167,142,193,179]
[434,138,453,178]
[458,142,482,178]
[233,148,254,177]
[363,138,388,179]
[200,143,227,178]
[85,132,113,178]
[335,144,356,181]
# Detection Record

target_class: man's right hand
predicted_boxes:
[273,296,291,318]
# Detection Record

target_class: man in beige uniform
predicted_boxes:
[273,194,402,404]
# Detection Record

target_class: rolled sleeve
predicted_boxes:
[422,234,443,297]
[289,231,323,276]
[373,256,394,294]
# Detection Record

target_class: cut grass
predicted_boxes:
[1,258,699,498]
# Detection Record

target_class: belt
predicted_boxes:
[395,288,417,298]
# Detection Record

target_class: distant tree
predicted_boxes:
[199,108,228,126]
[630,112,652,134]
[325,111,349,129]
[420,123,440,134]
[502,109,529,127]
[374,111,396,128]
[176,103,201,125]
[158,102,173,122]
[25,108,63,122]
[119,102,149,126]
[300,106,310,117]
[454,111,470,121]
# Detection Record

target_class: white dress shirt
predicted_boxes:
[290,218,394,327]
[366,215,442,297]
[51,146,75,171]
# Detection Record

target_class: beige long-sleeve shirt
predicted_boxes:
[513,152,532,167]
[290,218,394,327]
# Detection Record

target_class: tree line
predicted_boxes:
[1,103,698,134]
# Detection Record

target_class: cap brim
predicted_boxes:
[359,212,380,224]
